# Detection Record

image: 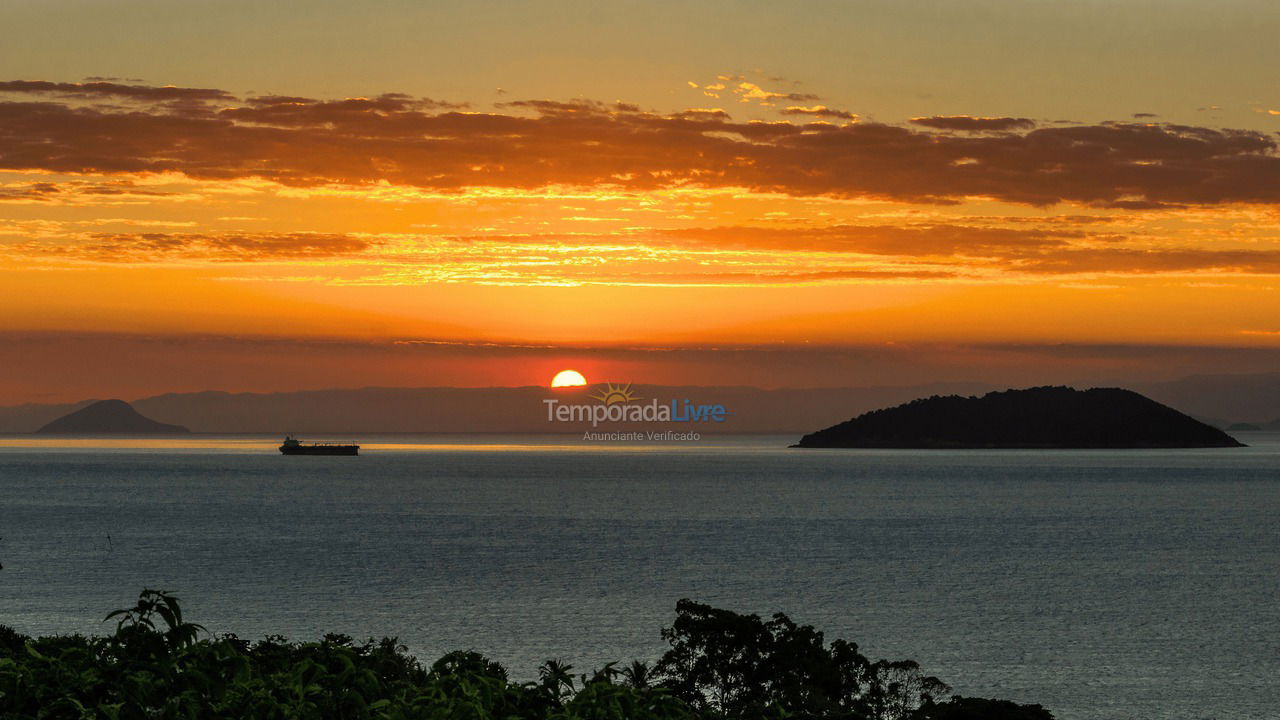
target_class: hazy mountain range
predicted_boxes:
[2,373,1279,434]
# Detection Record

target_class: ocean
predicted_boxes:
[0,434,1277,720]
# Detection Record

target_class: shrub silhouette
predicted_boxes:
[0,590,1053,719]
[913,696,1056,720]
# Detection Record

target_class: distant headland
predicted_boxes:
[793,386,1245,449]
[35,399,190,434]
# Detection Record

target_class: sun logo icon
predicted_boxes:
[590,382,640,405]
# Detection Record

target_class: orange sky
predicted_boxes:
[3,6,1280,402]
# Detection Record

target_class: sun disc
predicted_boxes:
[551,369,587,387]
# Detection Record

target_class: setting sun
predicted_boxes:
[551,370,588,387]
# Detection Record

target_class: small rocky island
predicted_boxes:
[794,386,1244,449]
[36,399,190,434]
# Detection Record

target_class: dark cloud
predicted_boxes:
[244,95,318,106]
[223,93,468,127]
[1097,198,1185,210]
[24,232,374,261]
[670,108,732,121]
[1010,248,1280,274]
[243,92,466,112]
[75,181,175,198]
[0,182,61,201]
[0,179,175,203]
[650,226,1280,276]
[0,80,233,101]
[780,105,858,120]
[497,99,642,115]
[910,115,1037,132]
[606,269,956,284]
[3,81,1280,208]
[659,224,1071,256]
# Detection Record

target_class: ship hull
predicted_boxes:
[280,445,359,456]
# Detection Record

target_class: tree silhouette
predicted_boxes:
[655,599,951,719]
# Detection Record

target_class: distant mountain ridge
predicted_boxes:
[127,383,999,434]
[1,383,996,434]
[1,372,1278,434]
[36,399,190,434]
[794,386,1245,449]
[1131,372,1280,425]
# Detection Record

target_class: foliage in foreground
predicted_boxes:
[0,591,1053,720]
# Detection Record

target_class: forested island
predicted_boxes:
[0,590,1051,719]
[795,386,1244,449]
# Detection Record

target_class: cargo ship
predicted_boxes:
[279,436,359,456]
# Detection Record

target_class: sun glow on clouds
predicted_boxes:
[0,79,1278,349]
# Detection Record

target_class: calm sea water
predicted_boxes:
[1,434,1277,720]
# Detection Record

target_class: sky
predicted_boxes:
[3,0,1280,403]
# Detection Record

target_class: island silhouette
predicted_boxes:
[793,386,1245,449]
[35,399,190,434]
